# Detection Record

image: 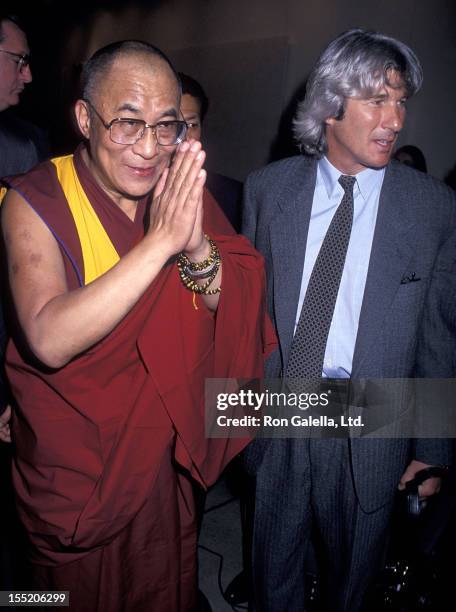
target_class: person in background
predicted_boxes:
[0,13,48,179]
[1,40,274,610]
[0,14,32,438]
[0,12,49,436]
[394,144,427,172]
[242,28,455,611]
[0,13,48,592]
[179,72,243,231]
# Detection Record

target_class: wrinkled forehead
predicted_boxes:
[94,53,180,107]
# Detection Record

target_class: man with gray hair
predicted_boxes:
[243,29,455,611]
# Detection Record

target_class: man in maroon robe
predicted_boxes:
[1,41,274,611]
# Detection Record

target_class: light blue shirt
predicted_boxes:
[294,156,385,378]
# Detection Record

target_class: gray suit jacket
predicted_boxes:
[243,155,456,512]
[0,110,48,179]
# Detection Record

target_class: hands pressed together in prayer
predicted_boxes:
[149,139,210,263]
[148,138,221,309]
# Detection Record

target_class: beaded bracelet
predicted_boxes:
[177,235,221,295]
[184,259,218,279]
[177,261,219,293]
[178,235,220,272]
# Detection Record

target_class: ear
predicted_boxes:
[74,99,91,139]
[325,116,337,127]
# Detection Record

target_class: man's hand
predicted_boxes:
[0,405,11,443]
[398,459,442,499]
[149,139,206,258]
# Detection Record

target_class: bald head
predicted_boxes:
[81,40,180,104]
[74,40,184,206]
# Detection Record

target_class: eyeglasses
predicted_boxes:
[84,99,187,146]
[0,49,30,72]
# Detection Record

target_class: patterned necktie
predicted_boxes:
[286,174,356,380]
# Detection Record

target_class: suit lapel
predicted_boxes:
[352,163,417,376]
[269,159,317,364]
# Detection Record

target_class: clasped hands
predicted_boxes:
[148,139,210,262]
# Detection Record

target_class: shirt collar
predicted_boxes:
[318,156,385,201]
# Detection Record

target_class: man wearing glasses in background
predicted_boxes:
[0,14,48,179]
[1,40,273,610]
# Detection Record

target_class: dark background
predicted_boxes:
[5,0,456,181]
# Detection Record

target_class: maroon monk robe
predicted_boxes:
[5,146,276,611]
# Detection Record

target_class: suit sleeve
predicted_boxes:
[242,173,259,247]
[414,224,456,466]
[240,172,281,475]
